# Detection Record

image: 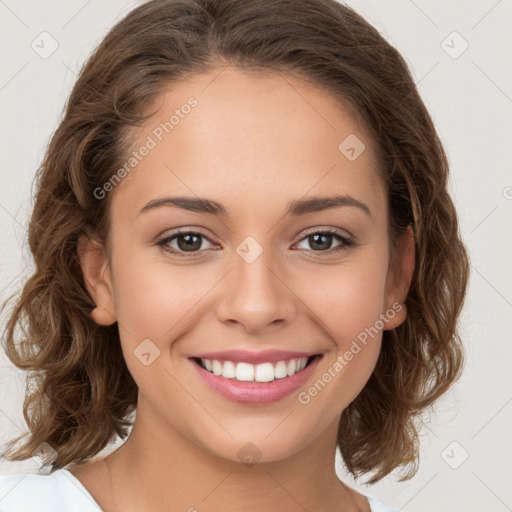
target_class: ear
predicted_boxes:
[77,233,117,326]
[383,225,415,330]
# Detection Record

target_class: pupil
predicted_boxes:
[310,233,331,251]
[178,233,201,251]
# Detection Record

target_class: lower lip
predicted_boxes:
[190,356,321,404]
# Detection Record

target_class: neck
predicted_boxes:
[105,395,364,512]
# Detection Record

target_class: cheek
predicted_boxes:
[108,254,209,396]
[295,253,388,398]
[112,262,204,340]
[109,243,228,384]
[301,253,388,345]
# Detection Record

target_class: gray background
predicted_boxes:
[1,1,511,511]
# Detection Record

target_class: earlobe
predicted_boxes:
[77,233,117,326]
[383,225,415,330]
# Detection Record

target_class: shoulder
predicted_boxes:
[0,469,102,512]
[367,495,400,512]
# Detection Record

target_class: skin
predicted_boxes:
[71,66,414,512]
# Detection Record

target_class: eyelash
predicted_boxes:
[156,227,355,258]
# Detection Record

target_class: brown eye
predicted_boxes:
[295,229,353,253]
[174,233,203,252]
[306,233,336,251]
[157,230,215,256]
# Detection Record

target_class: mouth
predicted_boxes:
[188,352,323,404]
[191,354,319,383]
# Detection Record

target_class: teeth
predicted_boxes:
[200,357,310,382]
[274,360,288,379]
[287,359,296,376]
[255,362,274,382]
[235,362,254,382]
[222,360,236,379]
[212,360,223,376]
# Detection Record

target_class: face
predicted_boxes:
[80,66,413,464]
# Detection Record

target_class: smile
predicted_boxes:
[197,356,311,382]
[189,351,323,404]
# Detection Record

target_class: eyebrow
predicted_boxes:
[139,194,371,218]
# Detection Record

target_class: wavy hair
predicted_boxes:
[1,0,469,483]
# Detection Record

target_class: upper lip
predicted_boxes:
[190,349,319,364]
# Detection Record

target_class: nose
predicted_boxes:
[215,247,297,334]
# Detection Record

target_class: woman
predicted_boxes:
[0,0,469,510]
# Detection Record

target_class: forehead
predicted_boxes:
[113,66,385,220]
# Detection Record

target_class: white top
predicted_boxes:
[0,469,398,511]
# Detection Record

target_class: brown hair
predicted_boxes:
[1,0,469,483]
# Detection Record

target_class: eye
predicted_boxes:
[156,227,355,258]
[294,229,354,253]
[157,229,216,256]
